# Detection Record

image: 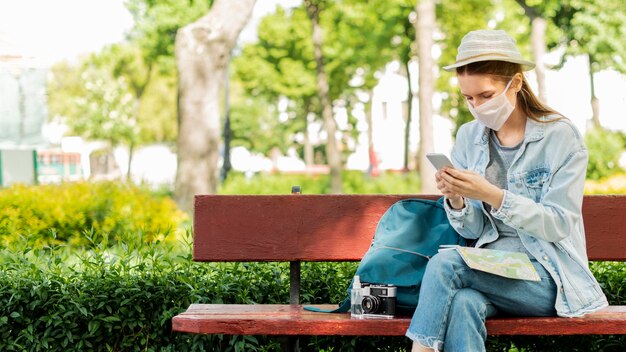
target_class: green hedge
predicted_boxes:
[0,181,187,248]
[0,238,277,352]
[1,236,625,352]
[2,180,625,351]
[219,170,421,195]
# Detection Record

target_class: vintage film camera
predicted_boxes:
[360,283,397,318]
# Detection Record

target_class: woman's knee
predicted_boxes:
[450,289,488,313]
[427,250,466,273]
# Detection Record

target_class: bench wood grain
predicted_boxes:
[173,304,626,336]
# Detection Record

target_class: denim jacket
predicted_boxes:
[444,116,608,317]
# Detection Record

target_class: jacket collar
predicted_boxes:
[473,116,546,146]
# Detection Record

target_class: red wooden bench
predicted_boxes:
[172,194,626,349]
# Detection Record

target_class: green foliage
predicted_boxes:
[219,172,329,195]
[552,0,626,74]
[231,6,317,156]
[48,46,178,150]
[136,69,178,143]
[341,171,422,195]
[96,43,178,145]
[232,0,410,159]
[229,78,304,156]
[71,65,139,147]
[0,234,625,351]
[585,127,625,180]
[125,0,213,71]
[219,171,421,195]
[232,7,319,157]
[49,1,200,150]
[47,56,139,151]
[234,6,316,101]
[218,166,623,197]
[47,61,84,124]
[0,181,186,248]
[436,0,497,134]
[0,236,278,352]
[592,261,626,305]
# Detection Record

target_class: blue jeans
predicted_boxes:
[405,250,557,352]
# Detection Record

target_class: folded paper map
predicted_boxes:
[439,245,541,281]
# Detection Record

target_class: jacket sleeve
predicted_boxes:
[490,143,588,243]
[445,124,488,240]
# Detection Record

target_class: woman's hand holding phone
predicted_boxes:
[435,170,465,209]
[427,153,504,210]
[427,153,465,209]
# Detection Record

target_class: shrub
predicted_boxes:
[219,172,330,195]
[0,236,282,352]
[1,235,625,351]
[0,181,187,248]
[219,170,421,195]
[585,173,626,195]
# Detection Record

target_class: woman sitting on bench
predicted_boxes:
[407,29,608,352]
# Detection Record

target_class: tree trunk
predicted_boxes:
[304,116,315,168]
[530,16,548,102]
[516,0,548,102]
[365,97,380,177]
[221,59,232,182]
[404,60,413,171]
[303,102,314,168]
[174,0,256,212]
[221,112,232,182]
[15,73,25,145]
[415,0,437,193]
[305,0,342,193]
[127,142,134,181]
[588,54,601,129]
[127,96,142,181]
[120,60,152,182]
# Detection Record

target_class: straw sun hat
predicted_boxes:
[443,29,535,72]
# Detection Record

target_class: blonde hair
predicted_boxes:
[456,61,562,123]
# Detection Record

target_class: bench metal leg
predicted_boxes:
[290,261,301,304]
[279,336,300,352]
[288,187,302,352]
[285,261,301,351]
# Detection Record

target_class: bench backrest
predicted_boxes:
[193,194,626,262]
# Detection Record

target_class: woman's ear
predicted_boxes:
[513,73,524,92]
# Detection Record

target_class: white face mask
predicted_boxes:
[467,79,515,131]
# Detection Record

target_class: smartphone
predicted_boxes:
[426,153,454,171]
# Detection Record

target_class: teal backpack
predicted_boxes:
[305,197,465,315]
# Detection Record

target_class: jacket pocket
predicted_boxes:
[518,167,551,202]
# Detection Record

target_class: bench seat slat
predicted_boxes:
[172,304,626,336]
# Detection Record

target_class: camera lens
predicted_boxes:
[362,296,380,314]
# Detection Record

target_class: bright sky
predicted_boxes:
[0,0,300,64]
[0,0,133,63]
[0,0,623,137]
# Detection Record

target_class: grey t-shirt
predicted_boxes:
[482,130,530,255]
